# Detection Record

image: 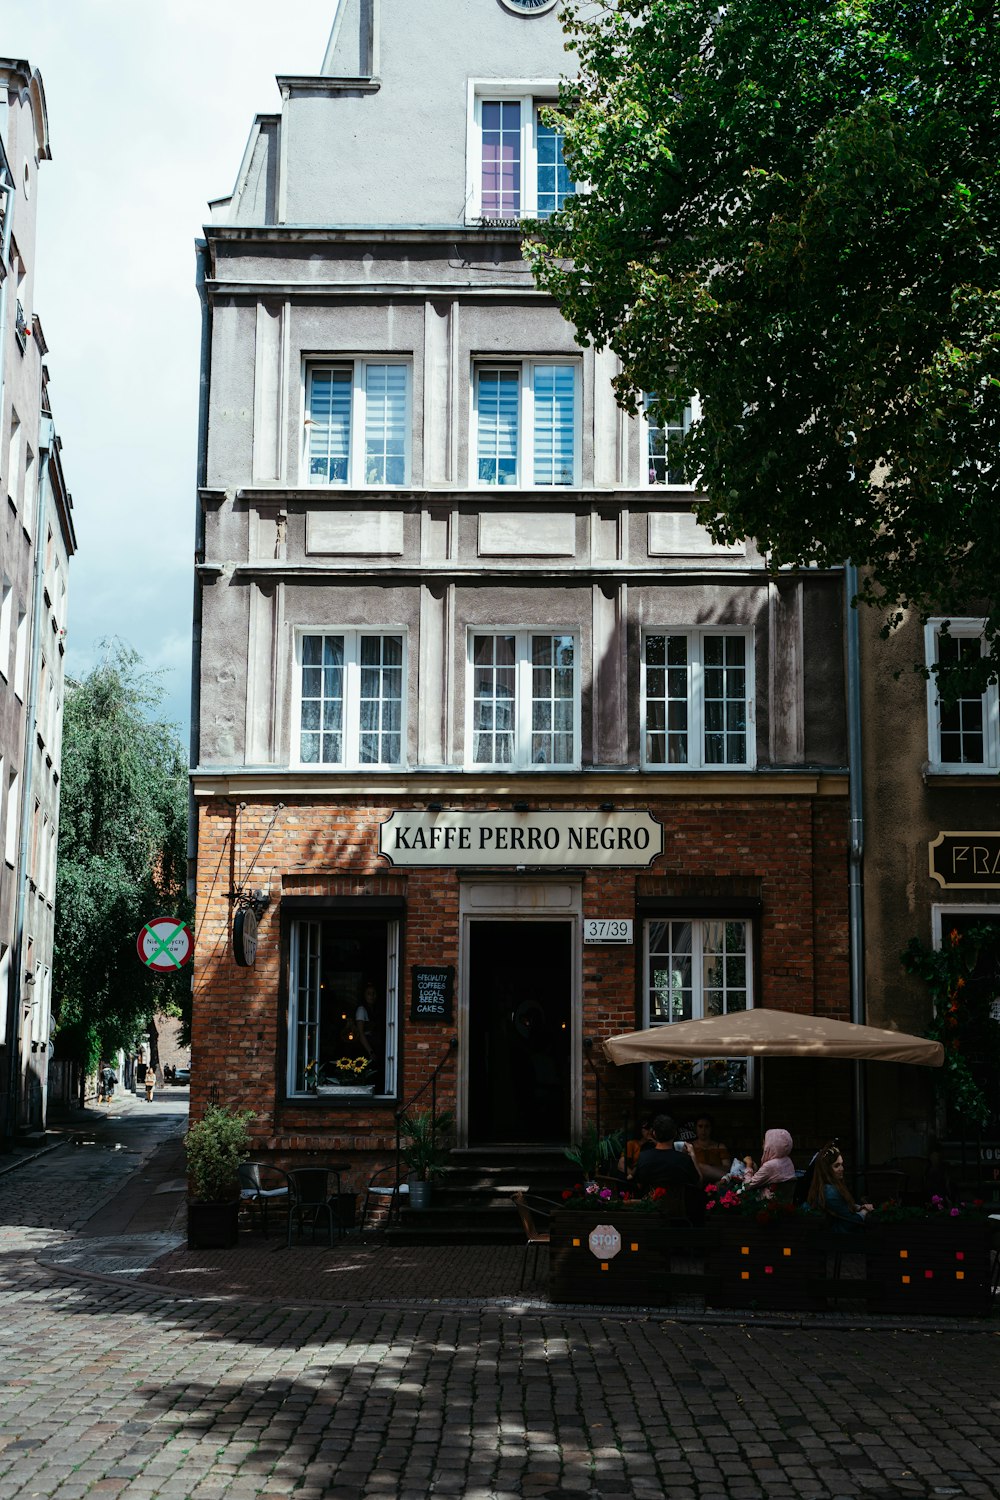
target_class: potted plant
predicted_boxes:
[185,1104,255,1248]
[564,1122,624,1183]
[399,1106,454,1210]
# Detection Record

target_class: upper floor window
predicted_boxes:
[642,631,753,769]
[643,917,753,1096]
[296,632,405,768]
[474,362,578,486]
[305,362,409,487]
[925,621,999,771]
[470,90,573,222]
[644,394,699,487]
[468,631,578,769]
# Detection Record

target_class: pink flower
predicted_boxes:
[930,1194,943,1206]
[599,1187,612,1201]
[720,1191,740,1208]
[950,1207,960,1217]
[585,1183,598,1195]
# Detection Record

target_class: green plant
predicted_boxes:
[902,924,1000,1130]
[564,1122,624,1181]
[185,1105,255,1202]
[398,1107,455,1181]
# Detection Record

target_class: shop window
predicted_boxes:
[642,630,753,769]
[304,361,409,487]
[474,362,578,486]
[925,621,999,771]
[468,630,578,769]
[288,915,399,1098]
[295,631,405,768]
[643,917,753,1097]
[643,394,700,487]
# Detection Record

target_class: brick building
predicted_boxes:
[190,0,853,1189]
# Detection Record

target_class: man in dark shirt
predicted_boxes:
[632,1113,704,1221]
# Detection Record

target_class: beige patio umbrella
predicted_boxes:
[603,1008,944,1068]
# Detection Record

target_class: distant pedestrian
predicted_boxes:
[144,1066,156,1103]
[98,1063,116,1105]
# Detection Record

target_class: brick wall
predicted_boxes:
[191,791,849,1185]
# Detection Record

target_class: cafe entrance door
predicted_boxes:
[467,920,572,1145]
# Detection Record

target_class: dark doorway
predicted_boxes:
[467,920,572,1145]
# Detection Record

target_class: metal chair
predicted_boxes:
[286,1168,339,1247]
[863,1167,907,1205]
[238,1162,291,1238]
[513,1193,551,1290]
[362,1165,410,1235]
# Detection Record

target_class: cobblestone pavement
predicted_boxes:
[2,1101,1000,1499]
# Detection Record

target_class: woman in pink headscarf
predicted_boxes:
[742,1128,796,1189]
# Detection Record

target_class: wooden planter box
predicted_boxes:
[550,1208,678,1305]
[864,1220,993,1317]
[706,1216,829,1312]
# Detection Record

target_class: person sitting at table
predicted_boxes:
[632,1114,703,1221]
[742,1128,796,1191]
[617,1115,655,1179]
[690,1113,731,1184]
[807,1143,873,1230]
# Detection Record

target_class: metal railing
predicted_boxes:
[392,1035,457,1221]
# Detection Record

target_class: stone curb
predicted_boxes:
[34,1234,1000,1333]
[0,1136,70,1178]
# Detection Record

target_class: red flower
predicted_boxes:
[704,1183,719,1195]
[651,1186,667,1200]
[561,1189,573,1201]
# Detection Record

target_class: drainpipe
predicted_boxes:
[6,420,53,1140]
[188,240,212,903]
[845,560,867,1178]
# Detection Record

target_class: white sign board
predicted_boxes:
[379,810,662,868]
[583,919,634,945]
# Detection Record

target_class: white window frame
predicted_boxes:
[4,770,18,867]
[642,915,755,1098]
[0,578,11,680]
[924,619,999,773]
[466,80,570,224]
[465,628,581,771]
[470,359,581,488]
[642,393,702,490]
[641,628,755,771]
[0,946,8,1047]
[302,359,411,488]
[292,629,407,771]
[13,609,27,701]
[286,916,400,1099]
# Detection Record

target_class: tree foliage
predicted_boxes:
[53,644,190,1065]
[902,924,1000,1132]
[530,0,1000,694]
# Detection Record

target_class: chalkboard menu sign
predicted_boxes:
[410,965,454,1023]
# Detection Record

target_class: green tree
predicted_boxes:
[53,644,190,1076]
[530,0,1000,695]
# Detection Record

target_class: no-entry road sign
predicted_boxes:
[137,917,193,973]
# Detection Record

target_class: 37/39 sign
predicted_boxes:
[583,919,633,945]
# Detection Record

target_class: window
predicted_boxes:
[5,770,18,866]
[644,394,699,487]
[7,410,21,507]
[473,93,573,222]
[925,621,999,771]
[0,578,11,679]
[0,946,8,1047]
[14,609,27,700]
[474,362,578,486]
[644,917,753,1096]
[469,631,578,768]
[305,362,409,486]
[642,631,752,769]
[288,915,399,1098]
[296,632,405,768]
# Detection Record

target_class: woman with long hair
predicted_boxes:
[807,1143,873,1230]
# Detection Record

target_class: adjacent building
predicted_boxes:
[190,0,861,1190]
[0,60,76,1139]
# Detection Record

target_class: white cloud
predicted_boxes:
[4,0,335,733]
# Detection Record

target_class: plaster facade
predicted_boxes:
[192,0,852,1187]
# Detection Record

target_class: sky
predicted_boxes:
[3,0,336,738]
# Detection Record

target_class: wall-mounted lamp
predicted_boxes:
[513,801,529,813]
[599,801,616,813]
[427,802,444,812]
